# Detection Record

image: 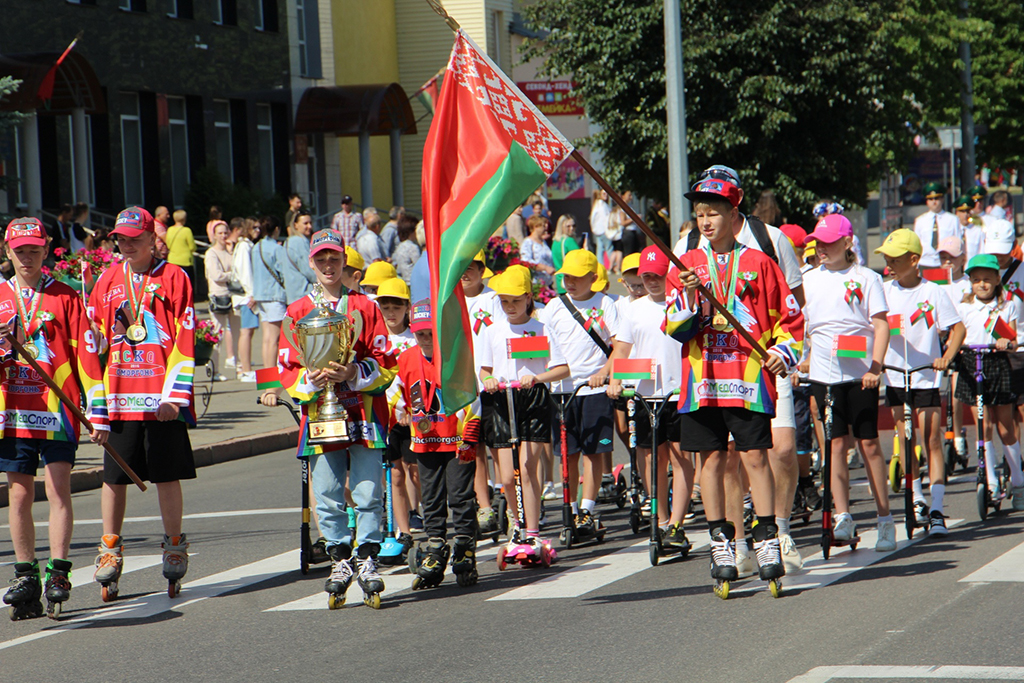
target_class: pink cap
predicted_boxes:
[110,207,155,238]
[778,223,806,248]
[937,236,964,257]
[637,245,670,277]
[805,214,852,245]
[409,300,433,333]
[309,229,345,257]
[5,217,47,249]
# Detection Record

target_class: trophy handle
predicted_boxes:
[342,310,364,364]
[282,316,303,364]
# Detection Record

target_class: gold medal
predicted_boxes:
[127,323,146,342]
[712,313,729,330]
[416,418,432,434]
[21,342,38,359]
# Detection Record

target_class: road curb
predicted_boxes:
[0,426,300,508]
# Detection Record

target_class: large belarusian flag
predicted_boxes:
[422,29,573,412]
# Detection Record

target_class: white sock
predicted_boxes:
[1005,442,1024,488]
[878,514,894,524]
[777,517,791,536]
[581,498,596,513]
[571,501,578,514]
[912,478,925,503]
[984,441,1000,486]
[930,483,945,514]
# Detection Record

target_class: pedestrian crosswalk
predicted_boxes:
[959,538,1024,583]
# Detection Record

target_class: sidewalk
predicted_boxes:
[0,319,301,507]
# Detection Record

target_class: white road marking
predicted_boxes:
[960,539,1024,583]
[788,665,1024,682]
[0,507,300,530]
[0,550,296,652]
[70,555,165,589]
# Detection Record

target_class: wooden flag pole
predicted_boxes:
[570,150,772,363]
[3,334,147,491]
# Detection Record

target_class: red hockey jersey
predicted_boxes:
[392,345,481,453]
[89,260,195,422]
[279,288,397,455]
[0,277,108,440]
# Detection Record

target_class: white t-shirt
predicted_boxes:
[477,317,567,383]
[389,328,416,356]
[617,297,682,397]
[958,297,1023,347]
[465,287,506,384]
[883,279,961,389]
[614,293,636,321]
[964,223,985,262]
[590,200,610,237]
[673,217,803,291]
[942,275,971,309]
[803,264,888,384]
[913,210,963,268]
[543,291,619,395]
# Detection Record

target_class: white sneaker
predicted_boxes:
[833,513,856,541]
[542,482,559,501]
[779,533,803,573]
[1012,485,1024,512]
[238,371,256,383]
[875,519,897,551]
[735,541,756,578]
[847,448,862,469]
[212,373,229,382]
[225,356,237,368]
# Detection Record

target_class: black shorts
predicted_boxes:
[626,397,681,449]
[555,391,615,455]
[620,230,645,256]
[385,424,417,464]
[0,438,76,475]
[483,385,552,449]
[810,382,880,440]
[956,349,1016,406]
[103,419,196,485]
[678,406,773,452]
[885,386,942,409]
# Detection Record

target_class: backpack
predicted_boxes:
[687,215,777,264]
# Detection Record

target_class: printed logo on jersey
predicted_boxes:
[103,285,126,304]
[910,301,936,328]
[109,302,171,348]
[106,393,163,412]
[0,313,54,364]
[695,378,760,402]
[0,409,61,431]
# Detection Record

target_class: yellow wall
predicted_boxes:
[331,0,401,210]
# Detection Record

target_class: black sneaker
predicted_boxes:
[310,537,330,565]
[662,523,691,551]
[574,509,596,535]
[801,479,822,511]
[409,512,424,531]
[914,500,930,526]
[928,510,948,536]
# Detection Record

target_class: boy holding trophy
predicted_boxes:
[261,229,397,610]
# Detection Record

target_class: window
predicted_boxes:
[120,0,146,11]
[213,0,237,25]
[254,0,277,32]
[167,0,193,19]
[167,97,189,206]
[491,11,503,65]
[120,93,145,205]
[296,0,321,78]
[213,99,233,182]
[296,0,307,75]
[66,0,98,5]
[255,104,274,192]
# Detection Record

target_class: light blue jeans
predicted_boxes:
[310,445,383,551]
[594,233,612,268]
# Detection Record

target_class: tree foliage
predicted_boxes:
[183,166,286,232]
[521,0,1023,222]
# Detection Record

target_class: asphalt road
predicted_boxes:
[2,442,1024,683]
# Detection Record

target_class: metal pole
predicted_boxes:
[72,107,92,204]
[389,129,404,207]
[23,113,42,218]
[959,0,976,192]
[664,0,689,246]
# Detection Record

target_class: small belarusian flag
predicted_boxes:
[255,367,283,391]
[985,314,1015,341]
[922,268,951,285]
[613,358,656,381]
[507,336,549,359]
[834,335,868,359]
[888,314,904,337]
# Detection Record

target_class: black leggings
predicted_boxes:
[417,452,477,539]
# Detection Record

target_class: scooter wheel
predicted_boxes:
[629,510,641,535]
[559,529,573,550]
[649,544,659,567]
[977,484,989,521]
[540,546,552,567]
[101,584,117,603]
[889,456,902,494]
[496,546,508,571]
[945,443,957,475]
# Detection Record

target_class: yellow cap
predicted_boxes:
[803,244,816,260]
[472,250,494,278]
[621,253,641,274]
[490,264,533,297]
[375,277,410,300]
[363,261,398,287]
[591,263,609,292]
[556,249,598,277]
[345,245,365,271]
[874,228,922,258]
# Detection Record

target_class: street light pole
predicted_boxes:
[664,0,689,246]
[959,0,976,192]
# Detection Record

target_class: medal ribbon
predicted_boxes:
[704,244,741,313]
[123,263,152,325]
[9,277,45,341]
[844,280,863,306]
[910,301,935,328]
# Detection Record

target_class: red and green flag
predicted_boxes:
[986,313,1015,341]
[422,29,573,413]
[507,336,549,359]
[255,367,282,391]
[413,68,444,115]
[922,267,951,285]
[613,358,656,381]
[887,314,904,337]
[36,32,81,103]
[834,335,868,359]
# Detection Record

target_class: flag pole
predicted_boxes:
[570,150,772,363]
[425,0,461,31]
[2,333,147,491]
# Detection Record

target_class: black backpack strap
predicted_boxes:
[745,216,778,264]
[687,227,700,253]
[559,293,612,357]
[1002,258,1021,286]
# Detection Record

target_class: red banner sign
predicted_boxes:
[515,81,584,116]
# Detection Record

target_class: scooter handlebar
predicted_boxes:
[256,396,302,426]
[881,364,936,375]
[497,381,521,390]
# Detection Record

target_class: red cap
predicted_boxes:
[5,217,47,249]
[409,300,433,333]
[778,223,807,249]
[309,229,345,257]
[685,178,742,207]
[637,245,670,277]
[110,207,155,238]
